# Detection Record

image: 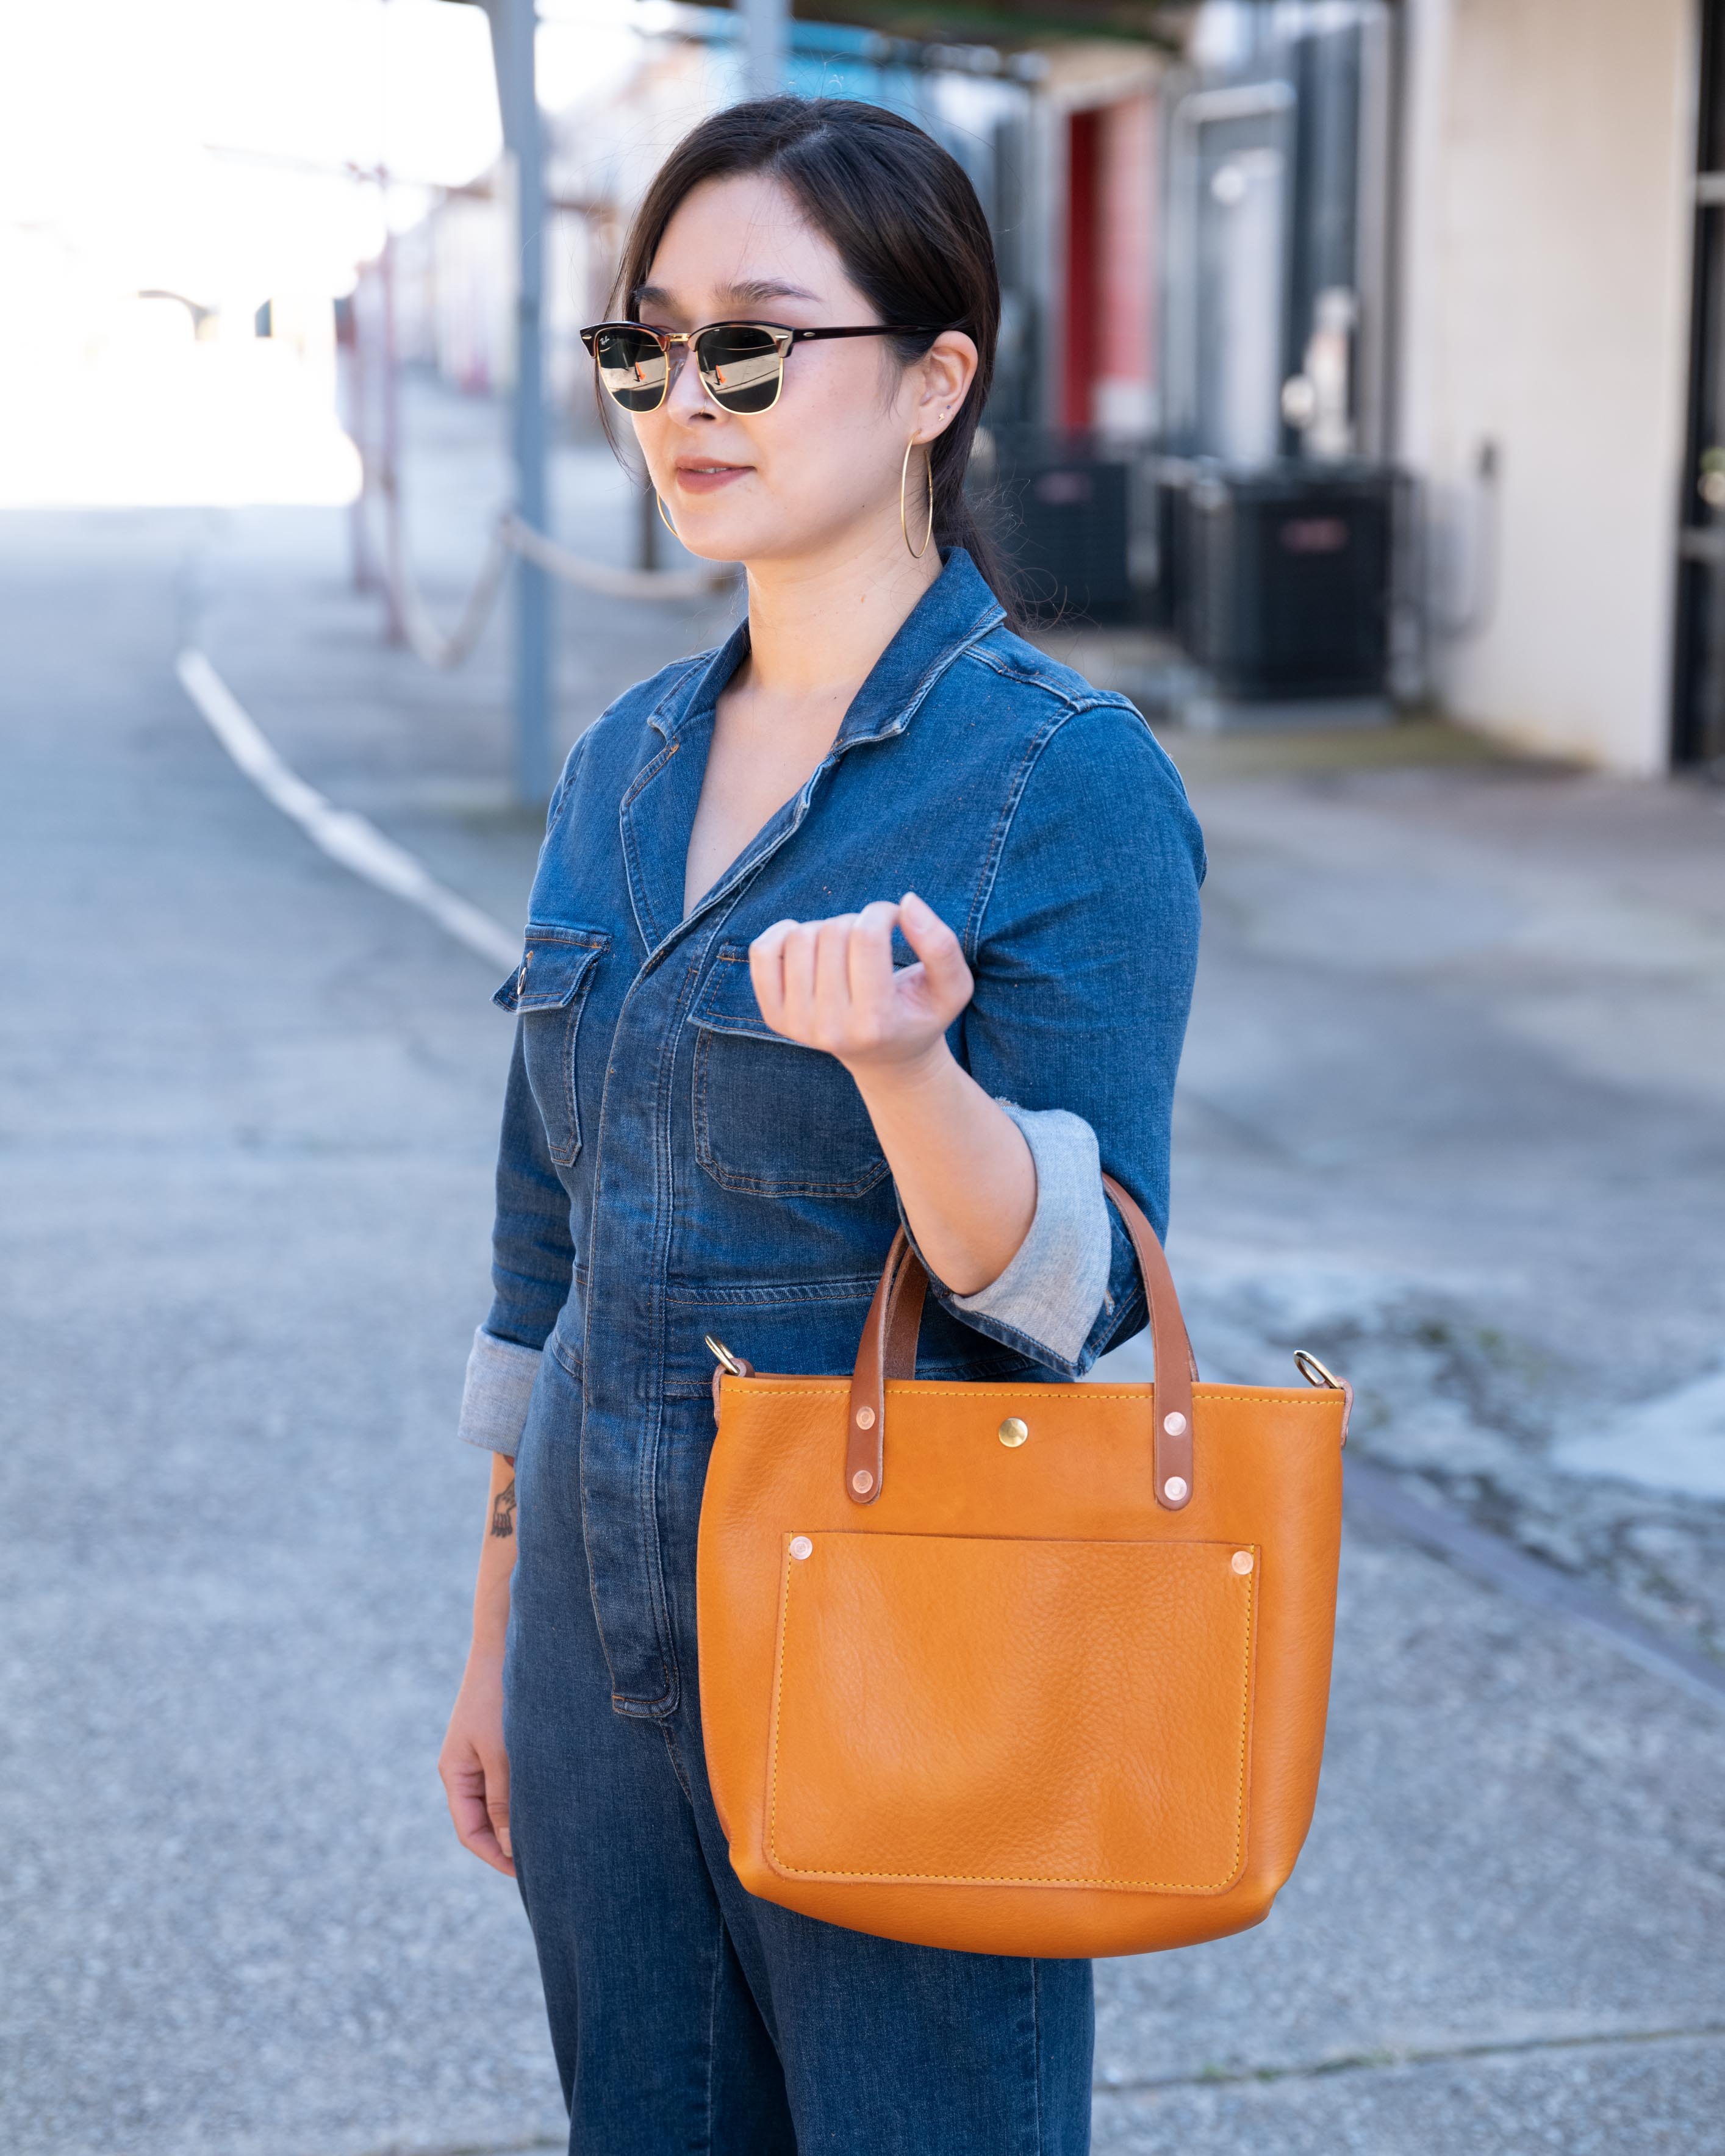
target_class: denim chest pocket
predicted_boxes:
[690,946,890,1198]
[495,926,609,1167]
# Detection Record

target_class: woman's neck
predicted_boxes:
[736,514,944,709]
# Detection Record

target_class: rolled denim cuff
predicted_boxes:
[945,1101,1111,1369]
[456,1325,542,1456]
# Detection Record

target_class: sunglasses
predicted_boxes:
[580,318,944,416]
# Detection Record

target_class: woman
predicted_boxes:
[439,96,1203,2155]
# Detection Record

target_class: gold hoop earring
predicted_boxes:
[656,493,678,540]
[900,437,933,560]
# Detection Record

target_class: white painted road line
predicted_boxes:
[176,646,521,973]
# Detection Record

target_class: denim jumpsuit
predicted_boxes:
[457,551,1205,2155]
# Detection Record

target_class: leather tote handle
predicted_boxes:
[845,1173,1200,1512]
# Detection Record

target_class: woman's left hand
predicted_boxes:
[750,890,972,1075]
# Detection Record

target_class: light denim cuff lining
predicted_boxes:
[457,1325,543,1456]
[947,1101,1111,1367]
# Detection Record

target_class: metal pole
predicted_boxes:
[378,196,407,645]
[740,0,787,98]
[486,0,552,804]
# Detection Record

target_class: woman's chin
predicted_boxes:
[662,504,753,564]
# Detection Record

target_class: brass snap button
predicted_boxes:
[998,1417,1029,1448]
[1232,1550,1254,1575]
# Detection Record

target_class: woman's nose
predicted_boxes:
[664,342,714,421]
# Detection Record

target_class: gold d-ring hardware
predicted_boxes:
[705,1335,748,1377]
[1293,1349,1342,1390]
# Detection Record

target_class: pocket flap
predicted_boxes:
[689,945,782,1045]
[494,926,608,1014]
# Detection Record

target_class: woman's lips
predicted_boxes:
[675,462,751,494]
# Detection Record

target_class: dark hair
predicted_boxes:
[609,96,1016,614]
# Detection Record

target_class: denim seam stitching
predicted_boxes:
[966,650,1155,737]
[850,608,1005,747]
[702,1908,723,2156]
[618,736,683,951]
[1030,1960,1044,2156]
[961,705,1080,958]
[645,649,722,741]
[662,1275,881,1306]
[659,1716,695,1805]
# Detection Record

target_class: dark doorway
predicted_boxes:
[1674,0,1725,768]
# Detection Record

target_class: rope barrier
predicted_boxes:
[358,487,736,672]
[498,512,737,603]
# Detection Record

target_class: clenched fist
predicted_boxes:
[749,891,972,1074]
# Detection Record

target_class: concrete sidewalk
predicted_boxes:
[2,438,1723,2152]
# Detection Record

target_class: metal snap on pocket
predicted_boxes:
[998,1417,1029,1448]
[1232,1550,1254,1575]
[789,1536,813,1561]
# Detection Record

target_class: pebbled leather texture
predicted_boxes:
[697,1187,1346,1959]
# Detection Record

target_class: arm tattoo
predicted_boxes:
[489,1477,517,1539]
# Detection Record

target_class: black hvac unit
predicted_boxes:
[987,437,1136,623]
[1175,464,1395,698]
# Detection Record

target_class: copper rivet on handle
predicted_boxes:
[1163,1475,1188,1503]
[855,1406,876,1430]
[1163,1410,1188,1438]
[1232,1550,1253,1575]
[789,1536,813,1561]
[852,1469,874,1495]
[998,1417,1029,1448]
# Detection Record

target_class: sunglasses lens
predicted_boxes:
[696,324,784,414]
[592,326,669,411]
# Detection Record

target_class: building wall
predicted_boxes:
[1399,0,1695,771]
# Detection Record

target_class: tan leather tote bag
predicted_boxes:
[696,1175,1350,1959]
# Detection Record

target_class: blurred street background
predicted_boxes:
[3,2,1724,2152]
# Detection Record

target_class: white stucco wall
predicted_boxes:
[1397,0,1695,771]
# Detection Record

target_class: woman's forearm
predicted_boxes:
[472,1447,518,1656]
[847,1041,1035,1295]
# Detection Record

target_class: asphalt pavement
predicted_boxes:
[3,404,1723,2154]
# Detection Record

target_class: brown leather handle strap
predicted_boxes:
[844,1173,1199,1510]
[1098,1172,1197,1509]
[844,1231,925,1505]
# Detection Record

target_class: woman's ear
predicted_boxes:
[913,331,978,439]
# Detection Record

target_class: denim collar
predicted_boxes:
[647,547,1005,751]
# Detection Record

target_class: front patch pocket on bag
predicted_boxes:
[689,946,889,1198]
[494,927,608,1167]
[766,1533,1257,1894]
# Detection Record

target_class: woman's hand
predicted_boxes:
[439,1646,515,1878]
[750,891,1035,1295]
[439,1447,518,1878]
[748,890,972,1076]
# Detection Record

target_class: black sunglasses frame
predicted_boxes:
[579,318,946,415]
